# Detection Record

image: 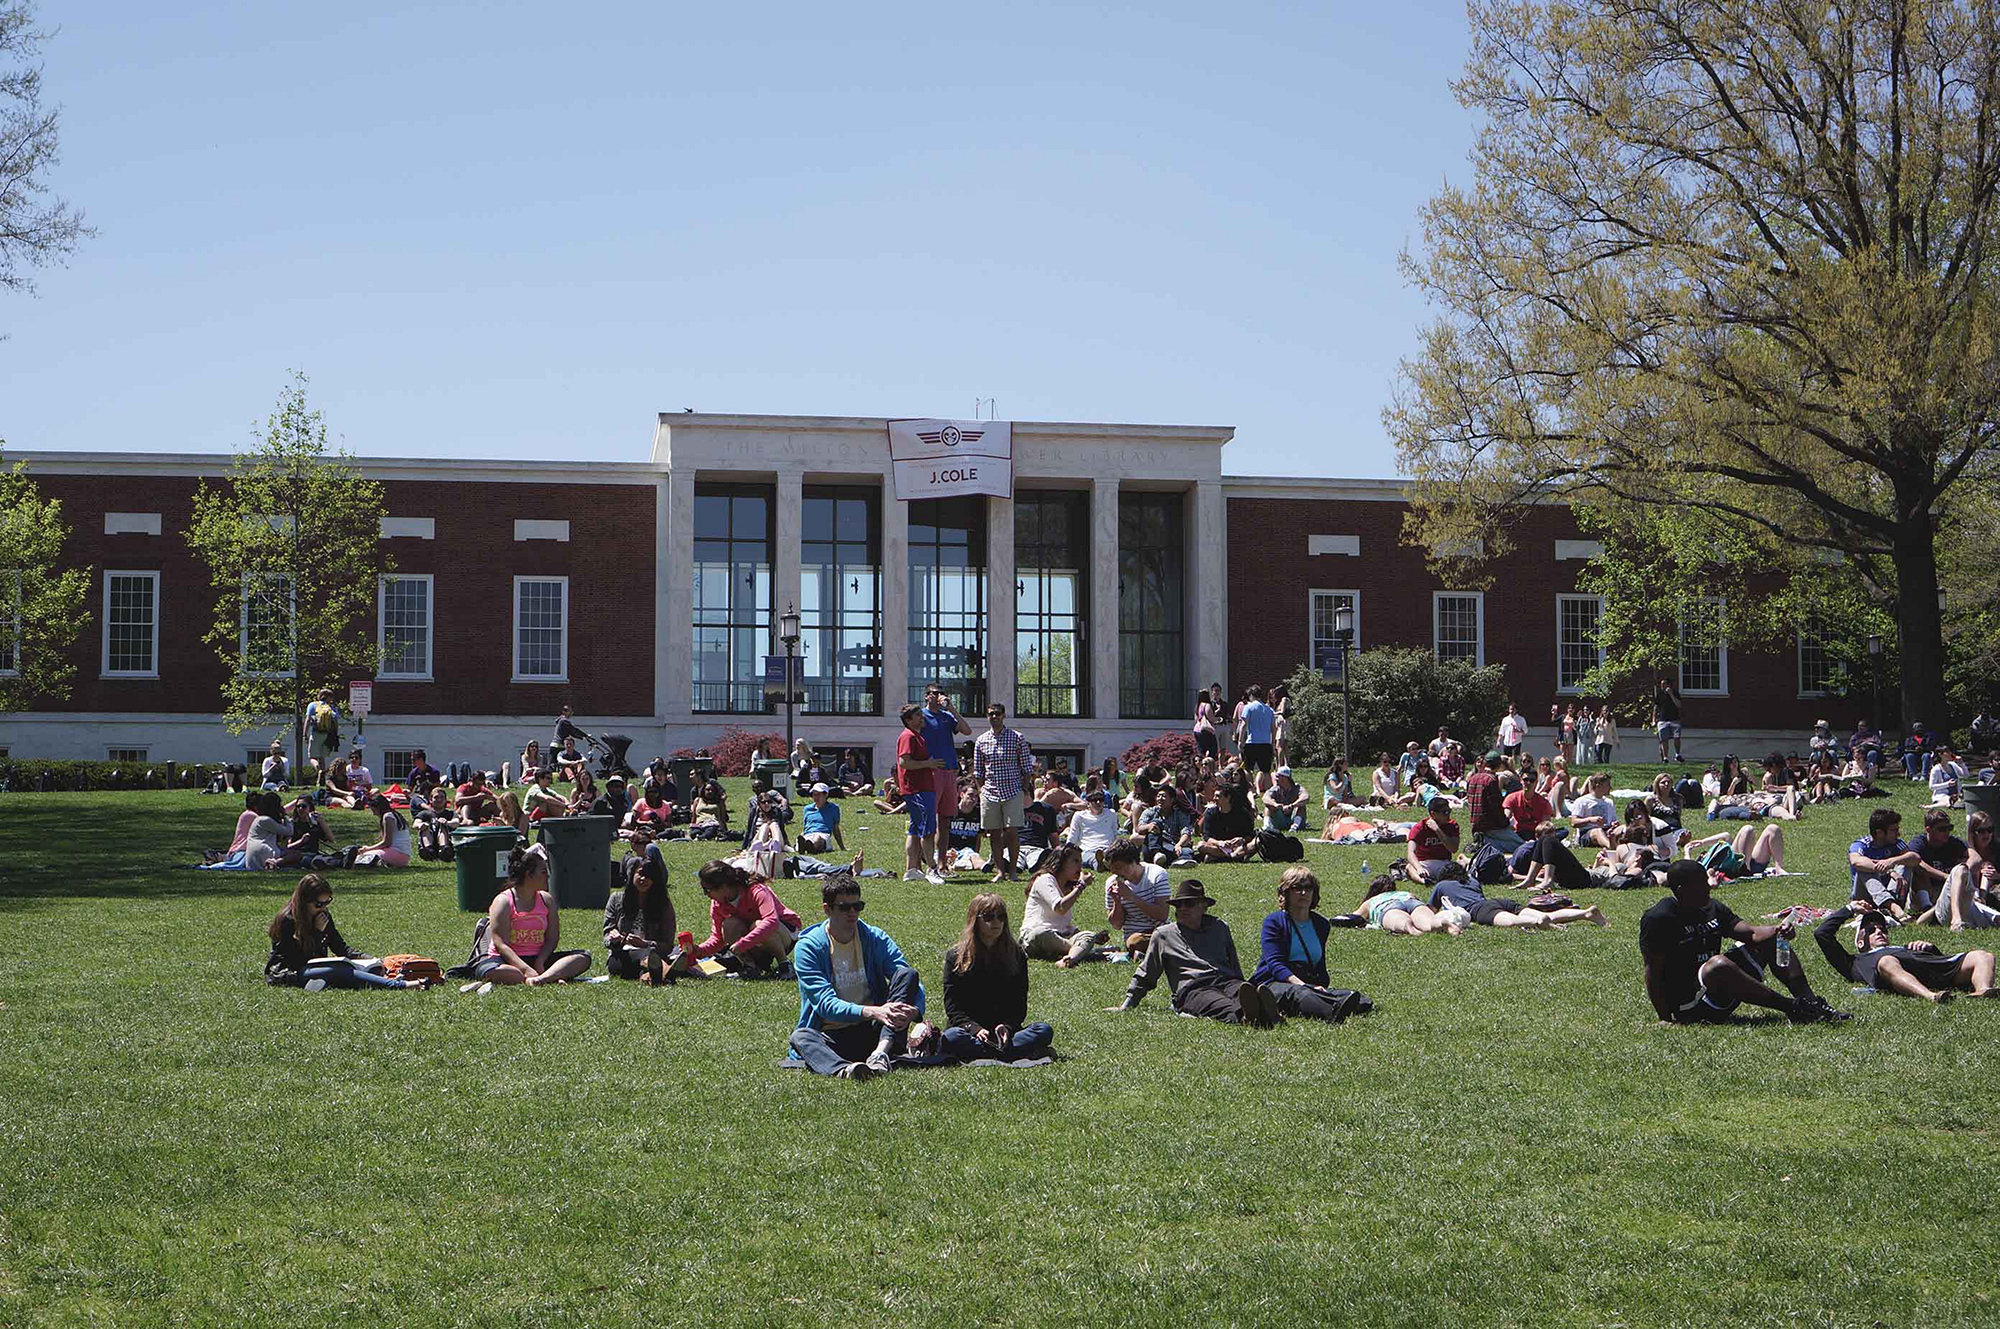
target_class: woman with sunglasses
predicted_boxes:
[1253,867,1374,1020]
[469,843,592,987]
[264,874,427,989]
[1922,810,2000,930]
[940,893,1054,1061]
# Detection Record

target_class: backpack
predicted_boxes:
[446,917,490,979]
[1256,829,1304,862]
[1699,841,1749,879]
[1472,840,1514,886]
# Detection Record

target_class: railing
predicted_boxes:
[693,679,882,716]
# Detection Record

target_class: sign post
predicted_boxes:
[348,681,373,717]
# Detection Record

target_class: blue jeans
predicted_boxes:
[1904,750,1930,780]
[940,1022,1054,1062]
[789,965,922,1075]
[304,959,406,990]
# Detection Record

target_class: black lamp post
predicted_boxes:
[779,602,801,771]
[1867,632,1883,739]
[1334,601,1356,767]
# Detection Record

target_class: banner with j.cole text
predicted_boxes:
[886,419,1013,501]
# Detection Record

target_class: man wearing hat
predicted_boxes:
[590,771,632,823]
[1109,879,1280,1027]
[1262,767,1309,832]
[1813,902,1998,1000]
[799,783,846,856]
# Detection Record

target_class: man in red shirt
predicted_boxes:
[1502,779,1554,840]
[1464,751,1513,849]
[1404,796,1461,885]
[896,703,945,885]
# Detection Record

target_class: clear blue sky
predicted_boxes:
[2,1,1477,476]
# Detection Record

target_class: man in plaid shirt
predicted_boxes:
[973,703,1035,883]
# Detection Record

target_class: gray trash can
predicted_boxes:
[669,756,715,794]
[1963,784,2000,826]
[535,815,616,910]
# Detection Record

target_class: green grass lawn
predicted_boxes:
[2,765,1997,1328]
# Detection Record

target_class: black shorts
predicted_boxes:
[1196,730,1219,759]
[1668,946,1762,1022]
[1242,743,1275,774]
[1471,898,1523,926]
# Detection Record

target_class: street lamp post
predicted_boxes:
[1334,601,1355,768]
[779,602,801,772]
[1867,632,1883,741]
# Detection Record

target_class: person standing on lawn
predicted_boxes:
[896,703,946,885]
[1238,684,1278,798]
[922,682,973,876]
[789,876,932,1080]
[1639,859,1847,1024]
[972,702,1034,883]
[939,893,1056,1062]
[1653,678,1684,763]
[1108,880,1280,1027]
[1813,905,1999,1001]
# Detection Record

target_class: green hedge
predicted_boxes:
[0,758,194,792]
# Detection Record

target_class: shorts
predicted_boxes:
[470,948,591,979]
[904,789,938,839]
[1022,925,1093,960]
[1367,892,1424,927]
[1409,857,1454,885]
[981,793,1024,830]
[1242,743,1275,774]
[1669,946,1762,1022]
[798,832,833,852]
[929,767,961,802]
[1657,721,1682,741]
[1471,898,1524,926]
[1195,730,1219,759]
[1855,875,1900,909]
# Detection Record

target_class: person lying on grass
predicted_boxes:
[265,874,428,990]
[1680,822,1787,881]
[1020,844,1111,966]
[1249,867,1374,1021]
[1351,873,1463,936]
[470,843,592,987]
[1639,859,1849,1025]
[603,853,677,983]
[789,876,930,1081]
[1848,807,1928,923]
[1813,905,1999,1002]
[939,893,1055,1062]
[1427,874,1607,930]
[689,859,803,977]
[1512,827,1633,895]
[1109,880,1281,1027]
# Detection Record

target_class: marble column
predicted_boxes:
[1090,478,1121,721]
[880,485,909,716]
[773,469,803,683]
[1191,479,1226,707]
[653,473,671,723]
[985,494,1015,714]
[662,469,696,718]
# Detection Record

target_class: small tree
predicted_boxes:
[0,445,89,711]
[0,2,93,303]
[185,374,389,767]
[1282,649,1510,767]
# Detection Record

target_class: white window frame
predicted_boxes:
[1677,597,1729,696]
[378,574,435,681]
[239,572,296,680]
[1555,594,1603,695]
[378,748,418,782]
[1432,591,1485,667]
[1308,588,1363,669]
[513,575,569,683]
[102,570,161,679]
[0,570,21,677]
[1797,629,1836,699]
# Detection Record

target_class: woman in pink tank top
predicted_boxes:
[472,842,592,986]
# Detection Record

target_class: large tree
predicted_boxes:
[185,374,390,768]
[0,445,90,712]
[1389,0,2000,728]
[1,1,91,300]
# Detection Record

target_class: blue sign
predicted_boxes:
[1315,642,1344,680]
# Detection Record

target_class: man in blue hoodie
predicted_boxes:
[789,876,930,1080]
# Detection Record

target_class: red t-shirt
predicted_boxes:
[1407,818,1453,861]
[896,729,925,796]
[1503,788,1553,836]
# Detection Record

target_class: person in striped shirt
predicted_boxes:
[973,703,1035,883]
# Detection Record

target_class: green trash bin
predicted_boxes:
[536,815,617,910]
[669,756,715,795]
[752,756,790,795]
[451,825,524,912]
[1963,784,2000,826]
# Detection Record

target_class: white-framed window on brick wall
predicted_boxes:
[1308,589,1362,670]
[239,573,295,679]
[379,574,434,680]
[1433,591,1484,666]
[513,576,568,682]
[1679,597,1729,695]
[0,571,20,677]
[1798,629,1838,698]
[103,570,160,678]
[1555,594,1602,694]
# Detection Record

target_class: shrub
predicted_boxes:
[705,727,786,777]
[0,759,185,793]
[1121,732,1199,775]
[1282,648,1510,766]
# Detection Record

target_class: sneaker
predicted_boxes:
[304,977,327,993]
[1789,995,1852,1024]
[902,870,924,882]
[836,1060,876,1082]
[459,981,482,994]
[864,1048,894,1076]
[476,981,495,996]
[925,870,947,886]
[342,844,361,869]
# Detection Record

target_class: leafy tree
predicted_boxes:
[1016,634,1078,716]
[1,2,92,301]
[185,374,390,768]
[1390,0,2000,733]
[0,446,89,711]
[1281,649,1510,767]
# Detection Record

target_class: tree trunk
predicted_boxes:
[1891,505,1950,734]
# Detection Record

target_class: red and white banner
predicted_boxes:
[886,419,1013,501]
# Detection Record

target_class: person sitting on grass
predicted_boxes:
[1138,783,1195,867]
[554,735,587,785]
[798,783,846,856]
[1567,772,1619,850]
[277,795,336,869]
[1320,760,1358,825]
[1639,859,1849,1025]
[468,844,592,988]
[518,739,543,784]
[1403,796,1462,886]
[1813,904,1999,1001]
[1929,745,1970,805]
[1250,867,1374,1021]
[603,853,677,983]
[1194,782,1260,863]
[1351,873,1464,936]
[1261,766,1311,832]
[455,769,500,823]
[1504,773,1555,843]
[871,781,908,818]
[1109,880,1280,1027]
[690,859,803,976]
[1370,751,1415,808]
[265,874,429,990]
[348,792,412,868]
[692,779,731,832]
[835,748,874,798]
[1754,753,1800,819]
[1102,835,1172,946]
[260,739,290,790]
[1514,827,1633,894]
[1063,787,1122,866]
[624,780,675,845]
[1916,811,2000,930]
[1020,844,1111,966]
[789,876,929,1080]
[1679,822,1788,881]
[940,893,1056,1062]
[1849,807,1927,922]
[1428,873,1607,930]
[518,767,567,823]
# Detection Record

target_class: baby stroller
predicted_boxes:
[589,733,637,780]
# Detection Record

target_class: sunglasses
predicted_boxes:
[833,900,865,914]
[313,897,333,908]
[976,911,1006,922]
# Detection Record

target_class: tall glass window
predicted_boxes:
[908,496,986,714]
[693,484,773,714]
[801,486,881,715]
[1015,492,1088,717]
[1118,492,1185,719]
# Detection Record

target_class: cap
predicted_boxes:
[810,782,830,793]
[1275,766,1292,777]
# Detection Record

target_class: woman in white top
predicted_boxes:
[352,792,412,867]
[1019,844,1107,966]
[243,791,289,871]
[1594,707,1618,764]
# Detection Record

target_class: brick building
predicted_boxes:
[1,413,1829,774]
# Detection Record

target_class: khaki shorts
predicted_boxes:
[981,793,1024,830]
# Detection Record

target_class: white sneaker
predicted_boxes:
[903,869,924,882]
[925,870,947,886]
[304,977,327,993]
[476,981,495,995]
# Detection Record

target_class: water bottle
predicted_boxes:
[1359,859,1370,880]
[1774,931,1793,970]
